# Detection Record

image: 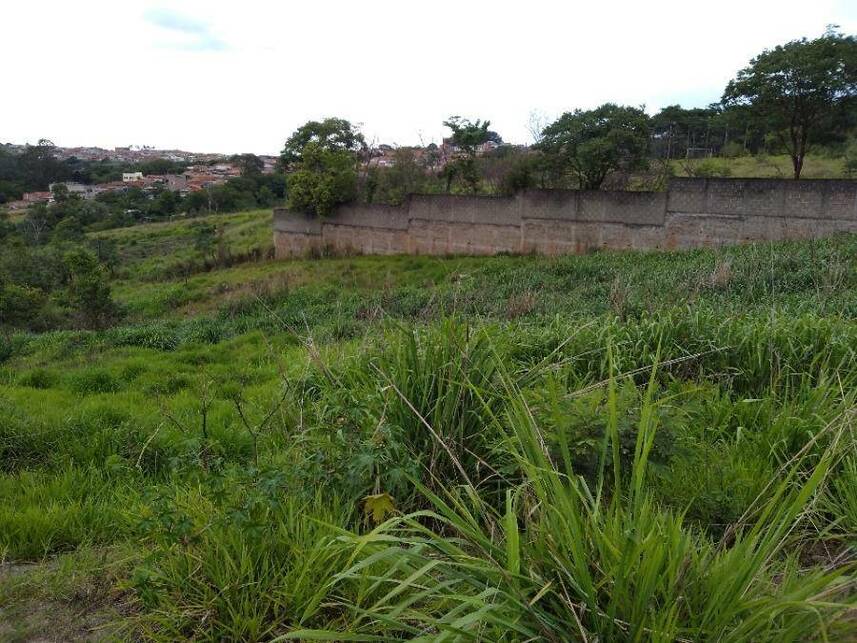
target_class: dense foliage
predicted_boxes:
[286,143,358,217]
[280,117,367,166]
[724,29,857,178]
[537,103,651,189]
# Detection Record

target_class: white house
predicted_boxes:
[122,172,144,182]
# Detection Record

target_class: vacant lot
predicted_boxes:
[1,209,856,641]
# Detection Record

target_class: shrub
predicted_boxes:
[62,249,119,329]
[130,479,352,640]
[68,368,121,394]
[286,143,358,217]
[17,368,59,389]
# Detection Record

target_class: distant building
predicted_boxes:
[22,191,52,204]
[48,182,100,200]
[123,172,144,182]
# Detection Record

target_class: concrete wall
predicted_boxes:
[273,178,857,258]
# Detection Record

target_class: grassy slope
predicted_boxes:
[1,209,856,640]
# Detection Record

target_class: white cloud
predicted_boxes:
[143,7,228,51]
[0,0,855,154]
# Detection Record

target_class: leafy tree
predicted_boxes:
[232,153,264,177]
[51,216,85,243]
[497,154,540,195]
[193,224,218,261]
[21,204,57,245]
[16,139,69,190]
[154,188,180,217]
[369,148,430,204]
[89,237,120,276]
[536,104,650,189]
[286,142,358,216]
[444,116,491,154]
[281,118,366,165]
[0,282,45,331]
[650,104,734,159]
[442,116,492,193]
[256,185,275,207]
[439,163,457,194]
[0,179,21,204]
[62,249,117,329]
[723,29,857,179]
[50,182,71,204]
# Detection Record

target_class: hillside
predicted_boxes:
[1,210,856,640]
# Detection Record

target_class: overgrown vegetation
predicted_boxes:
[1,30,856,640]
[0,204,855,639]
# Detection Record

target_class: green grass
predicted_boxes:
[0,208,855,640]
[670,153,851,179]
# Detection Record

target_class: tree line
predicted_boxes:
[283,29,857,216]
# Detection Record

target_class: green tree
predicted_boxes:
[442,116,492,193]
[89,237,120,276]
[650,104,734,159]
[193,224,218,262]
[370,148,429,204]
[286,142,358,216]
[256,185,275,207]
[232,153,264,177]
[62,249,117,329]
[723,29,857,179]
[51,216,84,243]
[18,139,68,190]
[0,282,45,331]
[22,203,56,245]
[536,104,650,189]
[151,189,180,217]
[281,118,366,166]
[50,182,71,204]
[137,159,187,175]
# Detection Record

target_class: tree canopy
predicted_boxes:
[286,142,358,217]
[280,118,366,166]
[723,29,857,178]
[232,153,264,177]
[443,117,491,154]
[536,104,650,189]
[442,117,492,193]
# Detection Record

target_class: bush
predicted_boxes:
[286,143,358,217]
[844,139,857,176]
[692,158,733,177]
[17,368,59,389]
[68,368,121,394]
[0,282,46,331]
[62,249,119,329]
[130,479,351,640]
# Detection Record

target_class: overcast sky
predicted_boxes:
[2,0,856,155]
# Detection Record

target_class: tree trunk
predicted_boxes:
[792,154,803,180]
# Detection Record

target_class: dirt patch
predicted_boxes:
[0,557,135,642]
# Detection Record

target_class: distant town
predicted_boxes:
[0,137,507,212]
[0,142,280,211]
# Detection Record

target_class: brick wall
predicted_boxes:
[273,178,857,258]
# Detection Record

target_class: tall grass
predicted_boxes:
[129,483,353,641]
[2,233,857,637]
[289,345,856,641]
[374,319,502,489]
